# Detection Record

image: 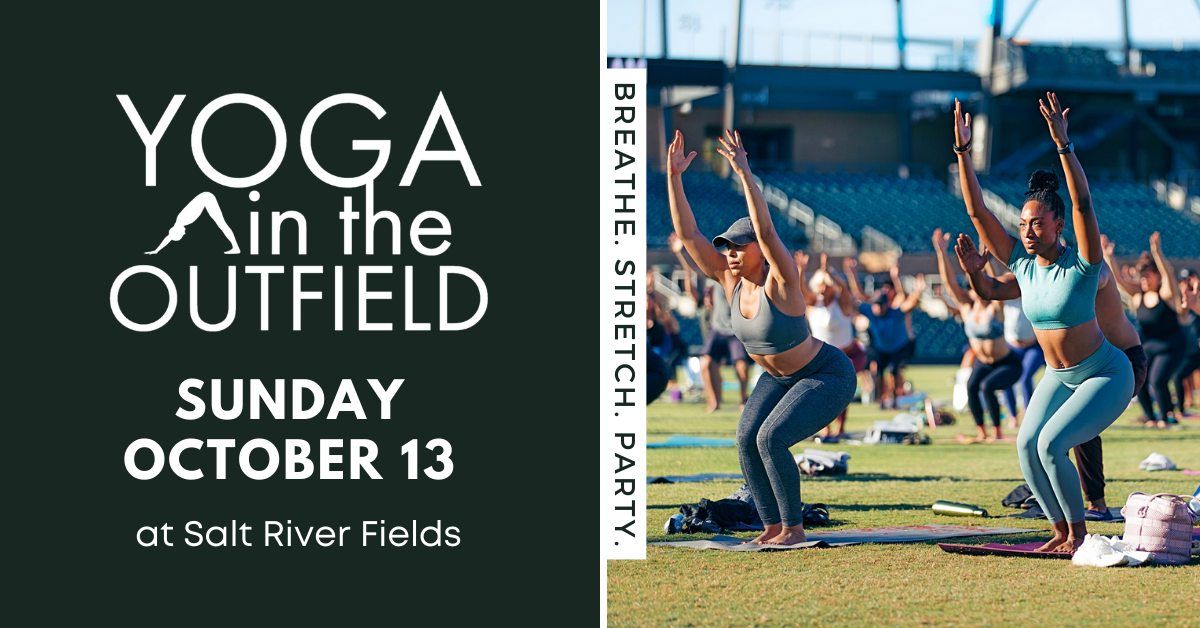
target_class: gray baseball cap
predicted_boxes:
[711,217,757,248]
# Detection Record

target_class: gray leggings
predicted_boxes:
[736,343,856,527]
[1017,340,1134,524]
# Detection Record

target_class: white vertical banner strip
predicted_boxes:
[599,2,610,624]
[600,67,647,562]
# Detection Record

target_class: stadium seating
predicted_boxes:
[1017,44,1200,84]
[647,170,807,249]
[1137,48,1200,82]
[982,178,1200,258]
[761,171,974,253]
[910,311,967,363]
[1019,45,1119,81]
[676,314,703,349]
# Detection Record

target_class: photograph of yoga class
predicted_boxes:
[611,0,1200,623]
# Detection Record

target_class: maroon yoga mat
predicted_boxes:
[942,527,1200,558]
[938,541,1073,559]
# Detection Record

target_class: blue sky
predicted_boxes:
[608,0,1200,68]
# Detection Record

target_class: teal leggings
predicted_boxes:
[1016,340,1133,524]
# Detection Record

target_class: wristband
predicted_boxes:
[1056,141,1074,155]
[953,141,972,154]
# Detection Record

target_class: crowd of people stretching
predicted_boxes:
[649,91,1199,550]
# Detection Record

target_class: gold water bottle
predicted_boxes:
[932,500,988,517]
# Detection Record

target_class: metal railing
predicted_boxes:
[980,187,1022,235]
[861,225,901,255]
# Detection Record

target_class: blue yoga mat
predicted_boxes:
[649,472,743,484]
[647,435,736,448]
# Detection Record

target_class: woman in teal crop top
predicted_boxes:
[666,129,855,547]
[953,94,1134,554]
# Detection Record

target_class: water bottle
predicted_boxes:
[932,500,988,517]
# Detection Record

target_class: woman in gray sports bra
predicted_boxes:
[932,228,1022,441]
[666,129,856,546]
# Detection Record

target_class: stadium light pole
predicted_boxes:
[721,0,745,177]
[1006,0,1038,39]
[1119,0,1132,69]
[660,0,668,58]
[640,0,647,58]
[895,0,913,168]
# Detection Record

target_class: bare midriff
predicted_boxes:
[748,336,824,378]
[1035,319,1105,369]
[970,336,1010,364]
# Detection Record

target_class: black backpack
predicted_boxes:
[1001,484,1038,509]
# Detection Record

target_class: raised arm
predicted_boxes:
[954,99,1016,263]
[715,130,800,287]
[823,254,858,315]
[842,257,867,303]
[794,251,816,306]
[932,228,971,306]
[1185,280,1200,316]
[1149,231,1177,307]
[899,274,926,314]
[1101,234,1138,297]
[955,233,1021,301]
[666,130,731,284]
[1040,92,1100,264]
[668,233,701,302]
[889,265,907,305]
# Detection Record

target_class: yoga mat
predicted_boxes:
[942,529,1200,559]
[647,435,736,449]
[1010,505,1125,523]
[652,524,1028,551]
[938,541,1073,559]
[648,472,743,484]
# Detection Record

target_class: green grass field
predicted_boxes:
[608,365,1200,625]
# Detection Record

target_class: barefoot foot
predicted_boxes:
[764,527,808,546]
[750,524,782,545]
[1033,534,1068,552]
[1051,537,1083,554]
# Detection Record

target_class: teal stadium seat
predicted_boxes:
[982,178,1200,258]
[911,311,967,363]
[648,170,808,250]
[761,171,974,253]
[1021,45,1119,81]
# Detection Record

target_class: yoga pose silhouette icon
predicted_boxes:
[146,191,240,254]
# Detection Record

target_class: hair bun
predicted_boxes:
[1027,169,1059,193]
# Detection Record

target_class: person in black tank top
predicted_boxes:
[1130,234,1185,427]
[1179,275,1200,414]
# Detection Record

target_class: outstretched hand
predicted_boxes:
[954,233,989,274]
[667,129,698,177]
[715,129,751,178]
[912,273,927,293]
[843,257,857,274]
[1184,280,1200,313]
[1038,92,1071,147]
[668,232,685,254]
[1100,233,1115,258]
[794,250,809,270]
[953,99,972,148]
[1149,231,1163,253]
[819,252,829,271]
[931,228,951,252]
